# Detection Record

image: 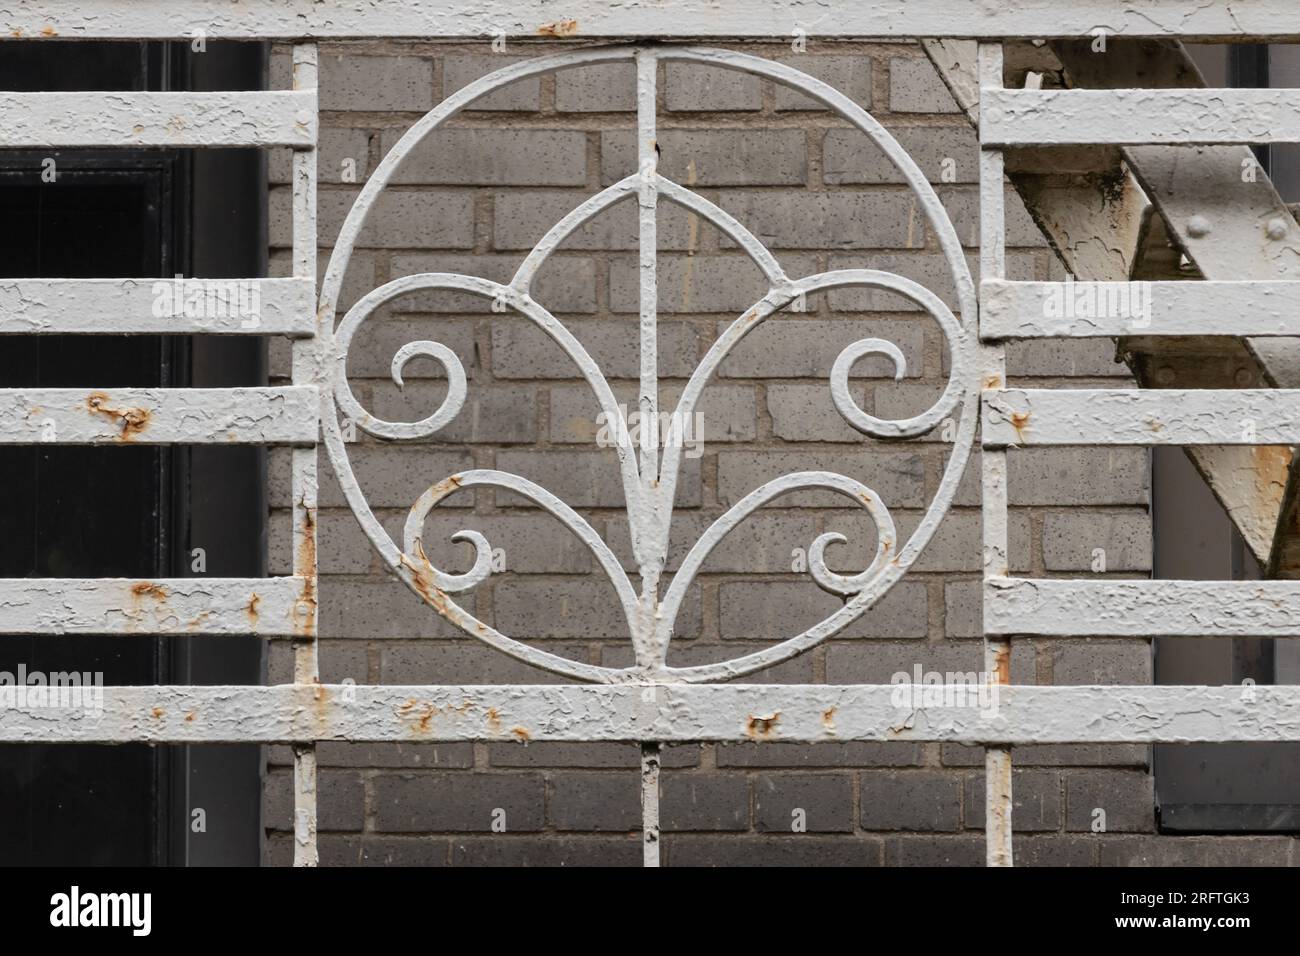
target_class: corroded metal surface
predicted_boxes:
[0,278,315,336]
[0,387,317,444]
[983,388,1300,446]
[5,1,1300,40]
[986,578,1300,637]
[0,91,316,147]
[1,684,1298,744]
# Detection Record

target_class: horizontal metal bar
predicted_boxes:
[1,683,1297,744]
[980,279,1300,339]
[0,578,315,636]
[982,388,1300,446]
[0,91,316,148]
[0,387,318,444]
[4,1,1300,40]
[0,278,316,336]
[986,577,1300,637]
[982,88,1300,145]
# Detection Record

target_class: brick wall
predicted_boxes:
[259,39,1297,866]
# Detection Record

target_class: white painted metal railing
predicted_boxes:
[1,1,1300,869]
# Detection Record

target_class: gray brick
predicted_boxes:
[369,384,538,444]
[1053,641,1152,684]
[494,450,701,507]
[942,185,1044,248]
[442,54,540,111]
[273,52,433,111]
[828,251,1036,311]
[390,514,591,574]
[1013,835,1098,867]
[824,509,1032,575]
[755,774,854,832]
[555,62,636,112]
[379,642,590,685]
[1043,511,1152,571]
[964,770,1062,831]
[315,742,474,769]
[451,835,641,866]
[374,773,545,832]
[1066,770,1156,833]
[661,773,750,831]
[601,129,807,186]
[270,446,473,509]
[824,125,976,184]
[601,642,814,684]
[492,577,701,641]
[767,383,874,442]
[721,319,923,379]
[381,129,587,185]
[389,253,596,313]
[774,54,872,111]
[888,57,960,113]
[267,640,368,684]
[720,580,928,640]
[1007,339,1131,378]
[263,769,364,832]
[861,771,962,831]
[269,128,371,185]
[493,190,692,250]
[549,772,639,831]
[269,508,373,574]
[492,318,698,379]
[270,187,475,249]
[941,743,1149,768]
[326,315,476,375]
[944,579,981,638]
[1098,835,1296,866]
[718,191,924,249]
[717,450,924,508]
[717,742,922,768]
[608,512,816,574]
[549,383,757,444]
[316,579,465,640]
[1009,448,1149,506]
[610,255,820,315]
[489,742,700,769]
[885,835,985,866]
[665,63,761,111]
[826,640,1036,685]
[266,834,453,866]
[666,835,883,866]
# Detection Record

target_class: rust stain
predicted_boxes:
[745,711,781,741]
[131,581,168,601]
[537,18,578,37]
[486,707,501,733]
[993,643,1011,686]
[86,392,150,440]
[247,592,261,630]
[821,706,837,729]
[9,28,21,38]
[1009,410,1030,443]
[185,611,211,631]
[151,707,164,719]
[184,711,196,723]
[430,474,463,499]
[511,726,531,742]
[982,375,1002,390]
[39,24,55,36]
[291,499,318,636]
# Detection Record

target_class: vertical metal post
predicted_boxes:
[641,741,662,867]
[978,40,1014,868]
[291,41,321,868]
[634,48,666,869]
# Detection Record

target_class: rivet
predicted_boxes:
[1266,217,1289,240]
[1234,368,1254,387]
[1185,215,1211,238]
